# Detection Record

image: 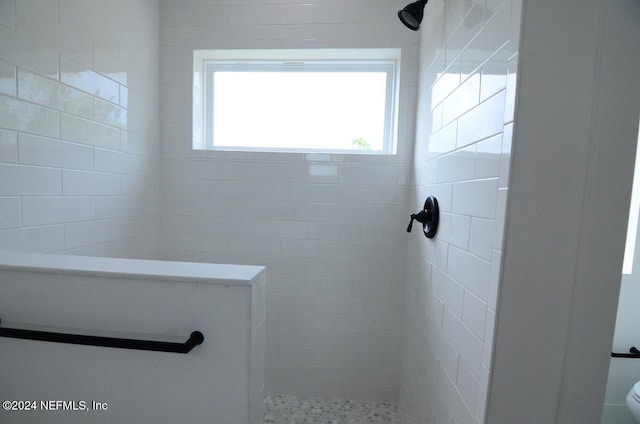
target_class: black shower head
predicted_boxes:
[398,0,428,31]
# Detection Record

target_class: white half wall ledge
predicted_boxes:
[0,251,267,424]
[0,250,265,285]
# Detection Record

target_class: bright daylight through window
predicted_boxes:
[192,49,400,154]
[622,117,640,274]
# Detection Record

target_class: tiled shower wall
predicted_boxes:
[0,0,527,415]
[159,0,419,401]
[0,0,161,258]
[399,0,520,422]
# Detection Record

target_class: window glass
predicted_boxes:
[193,49,400,154]
[622,117,640,274]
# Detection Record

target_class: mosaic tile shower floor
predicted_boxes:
[264,394,403,424]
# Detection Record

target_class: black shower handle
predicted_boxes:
[407,196,439,238]
[407,210,431,232]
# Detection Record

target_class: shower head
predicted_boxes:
[398,0,428,31]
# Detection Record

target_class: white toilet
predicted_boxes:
[626,381,640,422]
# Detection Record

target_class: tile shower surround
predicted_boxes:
[0,1,520,423]
[159,0,419,403]
[400,0,519,422]
[0,0,161,258]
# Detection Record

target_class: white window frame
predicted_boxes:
[192,49,401,155]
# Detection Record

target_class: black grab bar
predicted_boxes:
[0,318,204,354]
[611,347,640,358]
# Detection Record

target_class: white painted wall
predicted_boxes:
[158,0,419,401]
[487,0,640,422]
[399,0,520,421]
[0,0,161,259]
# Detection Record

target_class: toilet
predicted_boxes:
[626,381,640,422]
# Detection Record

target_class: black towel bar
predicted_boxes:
[0,318,204,354]
[611,347,640,358]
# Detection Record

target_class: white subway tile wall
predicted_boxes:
[159,0,419,402]
[0,1,523,419]
[0,0,161,258]
[399,0,520,422]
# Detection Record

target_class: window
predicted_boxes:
[192,49,400,154]
[622,116,640,274]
